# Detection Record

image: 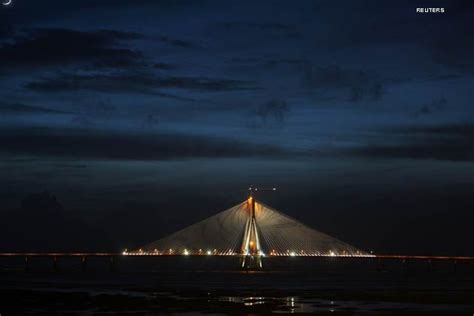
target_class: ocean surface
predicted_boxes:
[1,256,473,314]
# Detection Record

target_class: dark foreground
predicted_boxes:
[1,257,473,315]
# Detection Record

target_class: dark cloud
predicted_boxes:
[346,142,474,161]
[214,21,302,39]
[350,83,384,102]
[25,72,260,95]
[153,62,177,70]
[229,57,264,64]
[254,99,290,124]
[304,65,385,102]
[261,58,307,69]
[158,35,194,48]
[229,57,308,71]
[0,28,143,72]
[344,123,474,161]
[52,163,88,169]
[0,103,72,114]
[89,98,116,115]
[217,21,297,32]
[0,127,291,160]
[394,123,474,136]
[24,72,157,95]
[413,97,447,117]
[71,116,95,127]
[141,114,160,129]
[428,74,464,81]
[413,104,432,117]
[304,65,368,88]
[157,76,259,91]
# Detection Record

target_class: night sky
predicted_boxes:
[1,0,473,255]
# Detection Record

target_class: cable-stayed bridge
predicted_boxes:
[1,191,473,270]
[126,196,371,267]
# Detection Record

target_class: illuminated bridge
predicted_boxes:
[126,194,373,267]
[1,191,473,270]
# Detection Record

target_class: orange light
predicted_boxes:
[249,241,254,246]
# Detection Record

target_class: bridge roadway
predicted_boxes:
[0,253,473,260]
[0,252,472,271]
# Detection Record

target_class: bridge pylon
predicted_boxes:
[241,195,263,268]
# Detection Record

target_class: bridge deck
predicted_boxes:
[0,253,473,260]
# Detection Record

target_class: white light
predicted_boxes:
[183,249,189,256]
[290,252,296,257]
[207,250,212,255]
[330,250,335,257]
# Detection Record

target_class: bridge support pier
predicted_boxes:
[109,256,116,272]
[241,255,262,269]
[401,259,407,273]
[53,256,59,272]
[24,256,29,271]
[81,256,87,272]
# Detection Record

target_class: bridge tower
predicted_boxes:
[241,186,274,269]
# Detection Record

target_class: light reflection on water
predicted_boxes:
[219,295,312,313]
[214,295,474,313]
